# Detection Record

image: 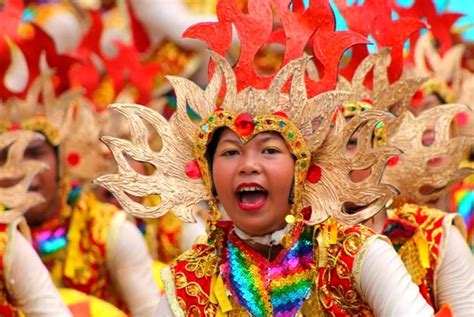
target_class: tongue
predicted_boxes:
[240,191,267,204]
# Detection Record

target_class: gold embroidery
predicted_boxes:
[177,247,218,279]
[162,266,186,317]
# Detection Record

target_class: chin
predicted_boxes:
[236,222,277,236]
[26,203,53,227]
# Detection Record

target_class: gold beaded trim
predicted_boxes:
[342,100,372,117]
[0,117,60,146]
[341,101,388,146]
[421,78,457,104]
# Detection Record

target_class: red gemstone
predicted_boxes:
[185,160,202,179]
[273,111,288,119]
[307,164,322,184]
[234,113,255,137]
[387,154,400,167]
[67,152,81,166]
[454,112,469,126]
[8,123,20,131]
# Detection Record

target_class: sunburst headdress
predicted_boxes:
[337,48,473,205]
[95,0,399,245]
[333,0,474,206]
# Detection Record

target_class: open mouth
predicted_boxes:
[235,183,268,212]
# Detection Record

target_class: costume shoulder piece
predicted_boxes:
[0,223,21,317]
[384,203,466,306]
[162,241,219,316]
[314,220,380,316]
[61,191,124,307]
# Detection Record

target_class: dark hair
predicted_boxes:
[205,128,225,196]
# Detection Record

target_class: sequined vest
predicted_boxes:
[33,191,125,309]
[383,203,463,307]
[163,220,377,316]
[0,223,22,317]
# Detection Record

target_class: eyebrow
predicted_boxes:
[217,138,242,147]
[26,142,44,150]
[254,133,284,144]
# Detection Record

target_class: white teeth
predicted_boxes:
[239,187,263,193]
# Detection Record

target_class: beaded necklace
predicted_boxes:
[222,224,315,317]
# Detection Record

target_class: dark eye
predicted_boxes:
[262,147,281,155]
[0,149,7,164]
[223,149,240,157]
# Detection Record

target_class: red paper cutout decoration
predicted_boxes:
[184,0,368,96]
[392,0,463,57]
[334,0,426,83]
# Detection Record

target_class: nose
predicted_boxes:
[238,152,262,175]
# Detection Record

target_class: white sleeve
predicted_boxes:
[155,297,175,317]
[6,231,71,317]
[106,216,161,317]
[436,226,474,316]
[359,238,435,317]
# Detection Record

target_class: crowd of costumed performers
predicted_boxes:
[0,0,473,316]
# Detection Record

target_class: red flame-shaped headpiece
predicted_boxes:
[184,0,369,97]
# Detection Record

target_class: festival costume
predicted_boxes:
[381,103,474,314]
[333,2,474,312]
[0,133,126,317]
[0,130,71,316]
[390,0,474,250]
[96,1,434,316]
[0,4,159,315]
[61,0,203,265]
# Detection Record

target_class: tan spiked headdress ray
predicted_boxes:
[95,51,398,225]
[410,33,465,104]
[0,75,79,147]
[0,130,48,223]
[382,104,474,204]
[337,49,426,123]
[60,98,113,184]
